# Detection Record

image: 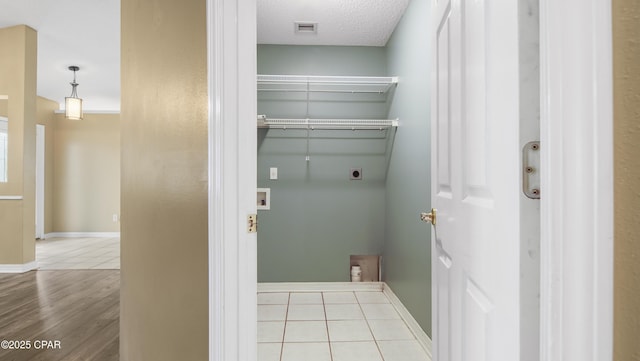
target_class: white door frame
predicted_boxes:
[35,124,45,239]
[207,0,257,360]
[539,1,613,360]
[206,0,614,360]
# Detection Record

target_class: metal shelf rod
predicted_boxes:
[257,75,398,94]
[257,117,399,130]
[257,89,388,94]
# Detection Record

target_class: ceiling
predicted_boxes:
[258,0,409,46]
[0,0,409,112]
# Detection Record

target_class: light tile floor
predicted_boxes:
[36,237,120,270]
[258,290,430,361]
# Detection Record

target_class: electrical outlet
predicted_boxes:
[270,167,278,180]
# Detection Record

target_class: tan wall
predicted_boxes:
[613,0,640,360]
[0,98,7,116]
[120,0,208,359]
[36,96,59,235]
[35,99,120,235]
[0,25,37,264]
[51,112,120,233]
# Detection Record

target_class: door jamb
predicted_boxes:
[207,0,258,360]
[539,1,613,360]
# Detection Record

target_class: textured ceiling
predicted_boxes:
[258,0,410,46]
[0,0,408,111]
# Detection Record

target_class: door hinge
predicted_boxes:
[247,214,257,233]
[522,141,541,199]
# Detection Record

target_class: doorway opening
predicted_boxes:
[253,1,541,361]
[33,112,121,271]
[209,0,615,359]
[35,124,45,240]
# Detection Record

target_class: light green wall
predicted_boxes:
[258,45,387,76]
[256,10,434,335]
[384,0,432,335]
[257,45,389,282]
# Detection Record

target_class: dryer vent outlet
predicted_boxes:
[350,168,362,180]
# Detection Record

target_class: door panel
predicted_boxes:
[436,3,452,197]
[431,0,521,360]
[462,0,489,196]
[462,277,493,361]
[435,245,452,361]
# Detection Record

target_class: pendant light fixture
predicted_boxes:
[65,66,83,120]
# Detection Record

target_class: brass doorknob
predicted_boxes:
[420,208,437,226]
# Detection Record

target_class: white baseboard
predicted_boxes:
[257,281,432,359]
[44,232,120,239]
[258,282,384,293]
[383,283,433,359]
[0,261,38,273]
[0,196,23,200]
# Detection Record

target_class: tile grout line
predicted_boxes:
[261,290,427,361]
[321,292,335,361]
[279,292,291,361]
[357,291,387,361]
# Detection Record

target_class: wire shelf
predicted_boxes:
[257,75,398,94]
[257,116,398,130]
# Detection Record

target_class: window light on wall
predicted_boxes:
[0,118,7,182]
[65,66,83,120]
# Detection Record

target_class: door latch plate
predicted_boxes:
[248,214,257,233]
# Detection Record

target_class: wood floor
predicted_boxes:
[0,270,119,361]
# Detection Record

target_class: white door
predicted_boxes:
[35,124,45,239]
[430,0,521,360]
